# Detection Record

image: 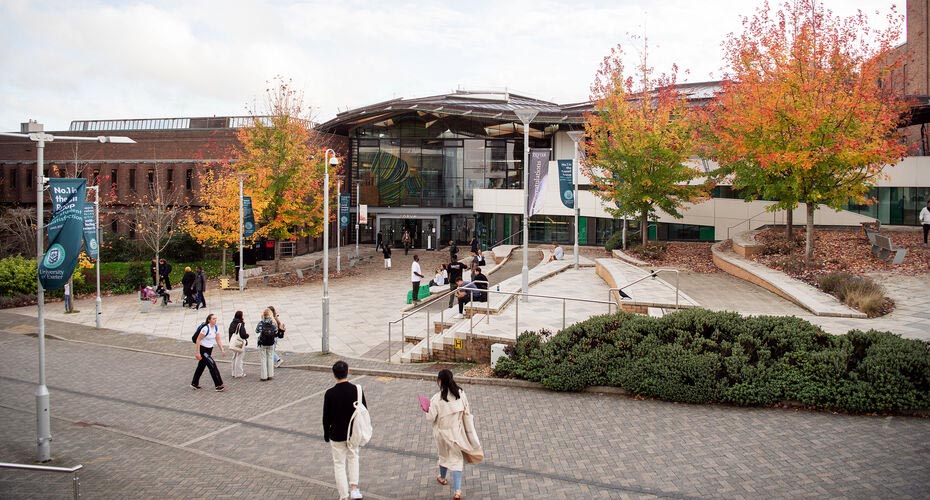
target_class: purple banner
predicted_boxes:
[528,148,550,216]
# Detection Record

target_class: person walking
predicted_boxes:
[191,313,226,392]
[194,265,207,310]
[470,235,479,254]
[411,254,424,305]
[181,266,196,308]
[376,231,383,251]
[159,258,173,290]
[268,305,286,368]
[403,229,411,255]
[382,244,392,270]
[921,200,930,246]
[323,360,367,500]
[448,240,459,262]
[228,311,248,378]
[255,308,279,381]
[446,257,467,308]
[425,369,478,499]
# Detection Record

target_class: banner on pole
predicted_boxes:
[528,148,550,217]
[40,178,86,290]
[243,196,255,237]
[358,204,368,225]
[339,194,351,229]
[557,159,574,209]
[82,204,98,261]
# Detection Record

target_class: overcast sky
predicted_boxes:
[0,0,904,131]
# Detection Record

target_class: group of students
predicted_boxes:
[324,362,480,500]
[190,306,287,391]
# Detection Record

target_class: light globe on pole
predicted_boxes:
[514,108,538,301]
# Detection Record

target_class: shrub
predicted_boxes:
[628,242,667,261]
[101,232,144,262]
[817,272,889,317]
[123,261,149,289]
[163,232,204,262]
[605,232,624,252]
[493,308,930,413]
[0,255,37,296]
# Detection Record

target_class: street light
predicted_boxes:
[336,179,341,274]
[514,108,538,302]
[87,185,102,328]
[238,173,247,292]
[322,149,338,354]
[0,121,134,463]
[566,131,585,271]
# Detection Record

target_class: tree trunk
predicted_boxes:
[221,247,227,277]
[641,211,649,247]
[621,218,628,250]
[786,209,794,239]
[805,203,815,265]
[274,241,280,273]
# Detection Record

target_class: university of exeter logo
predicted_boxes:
[44,244,66,269]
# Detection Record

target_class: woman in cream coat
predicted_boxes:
[426,369,474,499]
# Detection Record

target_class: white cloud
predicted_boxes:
[0,0,905,131]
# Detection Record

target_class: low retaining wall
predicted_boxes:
[732,230,764,258]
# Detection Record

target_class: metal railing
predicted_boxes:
[0,462,83,499]
[386,284,614,362]
[486,228,525,250]
[608,268,681,310]
[726,208,777,240]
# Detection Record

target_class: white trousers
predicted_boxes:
[230,350,245,377]
[258,345,274,380]
[330,440,360,499]
[384,258,391,269]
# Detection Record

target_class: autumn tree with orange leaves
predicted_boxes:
[583,43,707,247]
[707,0,909,263]
[180,163,242,276]
[235,77,334,272]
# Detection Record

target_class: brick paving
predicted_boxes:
[1,329,928,499]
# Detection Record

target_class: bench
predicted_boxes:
[261,271,292,284]
[871,234,907,265]
[349,255,374,267]
[864,228,878,245]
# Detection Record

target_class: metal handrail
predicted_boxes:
[387,285,615,362]
[0,462,83,499]
[486,228,525,250]
[726,207,776,240]
[607,268,681,310]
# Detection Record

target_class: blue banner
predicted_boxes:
[40,178,86,290]
[339,194,351,229]
[82,204,98,261]
[558,159,574,209]
[243,196,255,237]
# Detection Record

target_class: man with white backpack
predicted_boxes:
[323,361,371,500]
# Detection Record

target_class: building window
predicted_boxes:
[129,221,136,239]
[111,219,118,233]
[8,168,15,189]
[167,169,174,191]
[111,169,118,190]
[186,169,193,190]
[129,169,136,191]
[147,169,155,192]
[26,170,33,188]
[92,169,100,186]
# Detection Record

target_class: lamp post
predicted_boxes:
[355,181,361,258]
[88,185,102,328]
[566,131,584,270]
[514,108,538,301]
[336,179,341,274]
[0,121,134,463]
[238,174,246,292]
[322,149,338,354]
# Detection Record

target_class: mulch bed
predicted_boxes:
[750,228,930,283]
[627,242,718,273]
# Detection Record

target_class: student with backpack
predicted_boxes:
[191,313,225,392]
[255,308,279,381]
[323,360,370,500]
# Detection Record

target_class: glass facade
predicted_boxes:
[844,187,930,225]
[351,114,549,209]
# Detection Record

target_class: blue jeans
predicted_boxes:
[439,466,462,492]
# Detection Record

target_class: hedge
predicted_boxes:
[494,309,930,413]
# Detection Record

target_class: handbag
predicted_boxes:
[229,323,245,352]
[460,392,484,464]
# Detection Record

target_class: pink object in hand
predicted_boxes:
[418,393,430,413]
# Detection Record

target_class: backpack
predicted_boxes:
[347,384,372,447]
[258,320,277,346]
[191,322,207,343]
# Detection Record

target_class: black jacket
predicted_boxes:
[181,271,196,291]
[322,381,367,442]
[228,318,249,342]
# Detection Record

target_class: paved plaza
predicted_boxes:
[1,321,928,499]
[2,247,930,498]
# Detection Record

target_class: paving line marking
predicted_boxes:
[0,402,392,500]
[0,375,702,499]
[179,375,366,448]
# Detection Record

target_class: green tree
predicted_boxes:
[583,43,707,246]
